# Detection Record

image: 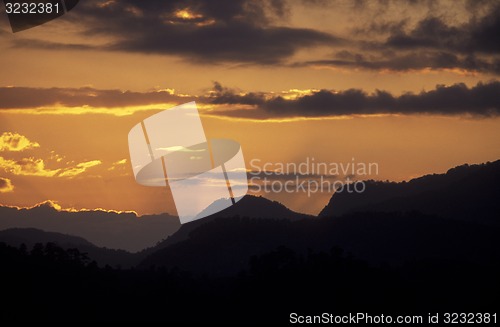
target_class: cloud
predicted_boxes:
[58,160,102,178]
[0,131,101,178]
[208,81,266,106]
[297,50,500,75]
[12,0,338,65]
[0,132,40,152]
[299,2,500,75]
[0,157,60,177]
[206,81,500,118]
[4,0,498,74]
[0,86,186,109]
[108,159,128,171]
[0,133,101,178]
[337,6,500,74]
[3,81,500,119]
[385,9,500,55]
[114,159,128,165]
[0,84,261,113]
[0,157,101,178]
[7,0,498,74]
[0,177,14,193]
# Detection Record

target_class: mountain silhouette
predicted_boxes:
[138,160,500,275]
[0,228,140,268]
[149,195,313,251]
[139,211,500,275]
[198,195,313,221]
[319,160,500,225]
[0,201,180,252]
[0,227,94,248]
[1,160,499,322]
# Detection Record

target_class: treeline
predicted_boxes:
[1,241,498,323]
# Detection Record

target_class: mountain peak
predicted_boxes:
[198,195,313,221]
[319,159,500,225]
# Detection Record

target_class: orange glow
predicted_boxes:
[174,9,203,20]
[2,200,138,216]
[0,2,499,217]
[4,104,177,116]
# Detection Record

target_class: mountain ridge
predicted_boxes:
[146,195,314,252]
[0,227,140,267]
[319,159,500,225]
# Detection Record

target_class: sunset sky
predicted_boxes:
[1,0,500,216]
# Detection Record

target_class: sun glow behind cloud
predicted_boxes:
[3,104,178,116]
[1,199,138,216]
[174,9,203,20]
[0,157,102,178]
[0,132,40,151]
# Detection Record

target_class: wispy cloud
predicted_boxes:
[0,157,60,177]
[57,160,103,178]
[0,157,102,178]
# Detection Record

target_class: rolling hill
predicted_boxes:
[0,228,140,268]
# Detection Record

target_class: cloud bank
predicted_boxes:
[2,81,500,119]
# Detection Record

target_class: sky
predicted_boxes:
[1,0,500,216]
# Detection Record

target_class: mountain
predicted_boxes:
[0,228,141,268]
[0,202,181,252]
[0,228,94,248]
[138,160,500,275]
[0,195,308,254]
[2,161,499,322]
[319,160,500,225]
[148,195,313,251]
[198,195,313,221]
[138,212,500,275]
[3,160,499,272]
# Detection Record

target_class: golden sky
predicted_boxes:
[1,0,500,215]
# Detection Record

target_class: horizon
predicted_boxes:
[1,0,500,215]
[0,157,498,217]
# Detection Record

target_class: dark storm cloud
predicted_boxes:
[209,81,500,118]
[0,87,192,109]
[55,0,338,64]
